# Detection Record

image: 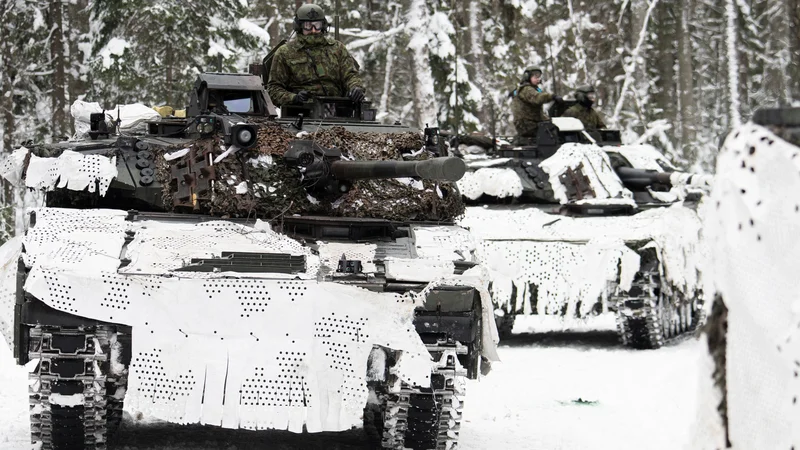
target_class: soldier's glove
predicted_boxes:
[348,87,365,103]
[553,95,564,103]
[294,90,310,104]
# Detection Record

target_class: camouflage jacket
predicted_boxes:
[563,104,606,129]
[267,34,364,107]
[511,84,554,137]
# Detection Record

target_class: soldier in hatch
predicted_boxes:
[267,4,366,107]
[562,84,606,130]
[510,67,563,137]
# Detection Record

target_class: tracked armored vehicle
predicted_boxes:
[454,110,710,349]
[0,71,498,450]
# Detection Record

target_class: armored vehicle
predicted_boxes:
[454,108,710,349]
[0,71,498,450]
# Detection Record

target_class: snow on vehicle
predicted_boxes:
[454,113,711,349]
[0,71,499,450]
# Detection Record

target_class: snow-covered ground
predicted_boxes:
[0,315,713,450]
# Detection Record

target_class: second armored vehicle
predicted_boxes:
[455,114,710,348]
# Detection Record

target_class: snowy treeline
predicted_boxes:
[1,0,798,166]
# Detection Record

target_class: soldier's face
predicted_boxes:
[530,74,542,85]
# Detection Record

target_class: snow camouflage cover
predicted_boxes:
[457,144,704,322]
[0,146,499,434]
[700,121,800,448]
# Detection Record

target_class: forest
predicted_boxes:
[0,0,798,170]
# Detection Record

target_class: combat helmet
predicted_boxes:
[575,84,596,106]
[520,66,543,84]
[294,4,328,33]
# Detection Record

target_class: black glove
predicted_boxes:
[348,87,365,103]
[294,90,310,104]
[553,94,564,103]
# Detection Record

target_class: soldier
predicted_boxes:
[510,67,563,137]
[563,84,606,130]
[267,4,366,107]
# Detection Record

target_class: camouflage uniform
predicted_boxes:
[267,34,364,107]
[511,84,554,137]
[563,104,606,130]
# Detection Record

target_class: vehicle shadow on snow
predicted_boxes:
[500,329,701,351]
[500,330,623,350]
[109,420,373,450]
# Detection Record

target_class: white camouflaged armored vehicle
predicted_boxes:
[0,71,498,450]
[454,116,711,349]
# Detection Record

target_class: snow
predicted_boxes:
[0,321,722,449]
[99,38,130,69]
[542,144,634,205]
[207,38,234,59]
[50,393,85,407]
[236,18,270,44]
[164,148,190,161]
[458,168,523,200]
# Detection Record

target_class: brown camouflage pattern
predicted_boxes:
[563,104,606,129]
[267,34,364,107]
[511,84,554,137]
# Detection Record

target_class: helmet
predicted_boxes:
[521,66,543,83]
[575,84,596,106]
[294,4,328,33]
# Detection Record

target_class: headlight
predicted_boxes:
[231,124,257,149]
[237,129,252,145]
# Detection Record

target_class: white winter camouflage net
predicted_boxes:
[459,205,703,317]
[0,147,118,196]
[703,122,800,449]
[0,207,499,433]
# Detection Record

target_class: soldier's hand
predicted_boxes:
[348,87,365,103]
[553,94,564,103]
[294,90,310,104]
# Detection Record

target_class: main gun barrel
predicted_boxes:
[615,167,673,189]
[616,166,712,190]
[330,157,466,182]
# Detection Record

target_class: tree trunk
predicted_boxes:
[50,0,66,140]
[788,0,800,99]
[406,0,438,128]
[467,0,488,126]
[67,0,90,135]
[678,0,696,158]
[0,5,14,152]
[378,5,399,120]
[652,2,676,122]
[166,41,173,106]
[726,0,741,127]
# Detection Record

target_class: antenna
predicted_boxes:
[453,2,459,141]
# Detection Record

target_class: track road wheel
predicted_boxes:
[381,346,467,449]
[28,326,112,450]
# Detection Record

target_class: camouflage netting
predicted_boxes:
[157,124,465,222]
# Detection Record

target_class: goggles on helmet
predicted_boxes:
[302,20,325,31]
